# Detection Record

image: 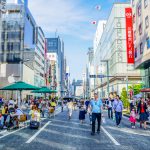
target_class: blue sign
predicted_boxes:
[147,38,150,49]
[97,75,105,78]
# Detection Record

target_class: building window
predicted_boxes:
[139,23,142,35]
[135,48,137,58]
[145,16,149,28]
[140,42,143,54]
[132,0,135,7]
[133,14,135,24]
[144,0,148,8]
[134,31,136,41]
[138,2,141,16]
[147,37,150,49]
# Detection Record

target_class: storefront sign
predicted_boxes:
[47,53,57,61]
[125,8,134,64]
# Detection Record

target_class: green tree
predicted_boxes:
[121,87,129,109]
[128,84,143,95]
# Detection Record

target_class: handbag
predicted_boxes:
[146,111,149,118]
[16,108,27,122]
[49,107,54,113]
[19,114,27,122]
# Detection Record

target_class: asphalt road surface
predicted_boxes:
[0,108,150,150]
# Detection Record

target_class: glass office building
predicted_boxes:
[0,0,45,90]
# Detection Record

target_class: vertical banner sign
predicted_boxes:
[125,8,134,64]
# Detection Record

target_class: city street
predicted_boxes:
[0,108,150,150]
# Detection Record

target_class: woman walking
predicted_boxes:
[137,98,149,130]
[67,100,74,120]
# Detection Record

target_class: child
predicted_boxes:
[129,107,136,128]
[79,105,86,124]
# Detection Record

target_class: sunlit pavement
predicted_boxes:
[0,108,150,150]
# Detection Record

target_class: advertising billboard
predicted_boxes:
[47,53,57,61]
[125,8,134,64]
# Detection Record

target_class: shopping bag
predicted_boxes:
[102,117,106,124]
[113,115,116,121]
[19,114,27,122]
[49,107,54,113]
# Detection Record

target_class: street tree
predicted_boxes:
[121,87,129,109]
[128,84,143,95]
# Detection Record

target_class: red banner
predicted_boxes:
[125,8,134,64]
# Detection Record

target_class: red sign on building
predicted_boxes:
[125,8,134,64]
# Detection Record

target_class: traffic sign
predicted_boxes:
[89,75,105,78]
[89,75,96,78]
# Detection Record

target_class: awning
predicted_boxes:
[140,88,150,92]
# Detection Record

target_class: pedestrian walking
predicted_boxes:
[67,100,74,120]
[130,100,135,112]
[129,107,136,128]
[79,105,86,124]
[61,99,64,112]
[89,93,103,135]
[137,98,149,130]
[107,97,113,119]
[88,100,92,125]
[85,99,90,111]
[113,95,123,128]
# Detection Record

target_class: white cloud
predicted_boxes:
[28,0,94,40]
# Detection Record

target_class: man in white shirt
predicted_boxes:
[15,106,24,119]
[107,97,113,119]
[8,98,15,107]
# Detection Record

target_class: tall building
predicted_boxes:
[93,20,106,54]
[87,47,95,97]
[34,27,45,87]
[0,0,45,90]
[72,79,83,98]
[132,0,150,89]
[93,2,141,97]
[46,37,65,97]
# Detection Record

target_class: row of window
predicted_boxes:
[1,32,21,40]
[134,37,150,58]
[133,16,149,41]
[1,42,21,51]
[132,0,148,10]
[2,21,23,30]
[0,53,21,63]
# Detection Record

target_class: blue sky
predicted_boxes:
[28,0,129,80]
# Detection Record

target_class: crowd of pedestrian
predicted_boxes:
[0,96,58,130]
[65,93,150,136]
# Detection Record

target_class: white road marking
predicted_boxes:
[0,118,47,139]
[101,126,120,146]
[0,130,7,135]
[26,121,51,143]
[0,126,28,139]
[0,107,62,139]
